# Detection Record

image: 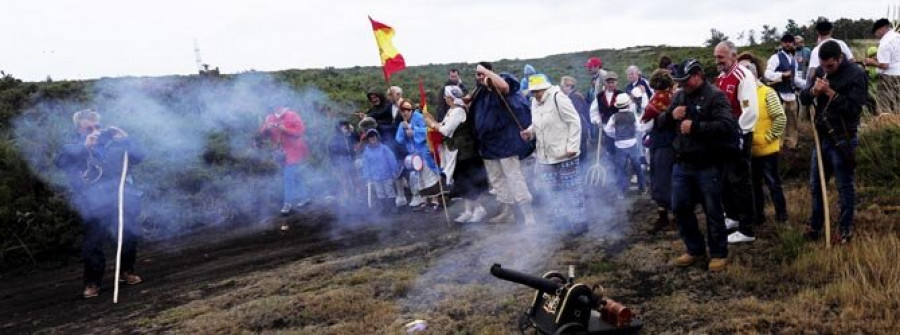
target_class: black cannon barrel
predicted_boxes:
[490,264,564,293]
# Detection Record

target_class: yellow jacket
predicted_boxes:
[751,84,786,157]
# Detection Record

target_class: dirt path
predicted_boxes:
[0,205,457,334]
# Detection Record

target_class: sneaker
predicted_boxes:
[427,202,441,212]
[468,206,487,223]
[83,284,99,299]
[120,272,143,285]
[725,218,740,230]
[280,203,292,215]
[838,229,853,245]
[280,223,289,231]
[295,199,311,208]
[395,195,408,207]
[728,231,756,244]
[674,253,698,267]
[408,195,426,207]
[708,258,729,272]
[455,211,473,223]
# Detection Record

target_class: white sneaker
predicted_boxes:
[468,206,487,223]
[454,211,473,223]
[408,195,426,207]
[395,195,408,207]
[295,199,311,208]
[725,218,740,230]
[728,231,756,244]
[280,203,292,215]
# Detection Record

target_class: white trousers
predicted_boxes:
[484,157,533,204]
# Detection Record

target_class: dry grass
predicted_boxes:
[127,123,898,334]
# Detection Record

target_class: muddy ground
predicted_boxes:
[0,190,815,334]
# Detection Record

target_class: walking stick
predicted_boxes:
[810,110,831,248]
[114,151,129,303]
[811,75,834,248]
[487,79,525,131]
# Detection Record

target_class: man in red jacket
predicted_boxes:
[260,106,310,220]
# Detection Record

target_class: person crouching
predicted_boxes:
[361,129,402,213]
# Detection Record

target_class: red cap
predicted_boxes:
[584,57,603,68]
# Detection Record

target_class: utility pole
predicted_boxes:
[194,39,204,72]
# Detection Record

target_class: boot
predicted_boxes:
[649,207,670,234]
[488,203,514,223]
[519,203,537,226]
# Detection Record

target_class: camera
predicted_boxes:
[95,128,117,146]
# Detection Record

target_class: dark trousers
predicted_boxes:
[650,147,676,210]
[453,157,488,201]
[751,153,787,223]
[723,132,756,236]
[613,145,645,193]
[672,162,727,258]
[82,212,139,287]
[809,138,857,232]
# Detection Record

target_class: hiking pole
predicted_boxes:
[114,151,129,303]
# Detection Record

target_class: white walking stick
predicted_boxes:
[114,151,129,303]
[367,182,373,208]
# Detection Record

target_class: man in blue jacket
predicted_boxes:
[55,109,145,298]
[468,62,535,225]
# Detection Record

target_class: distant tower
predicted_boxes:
[194,39,204,72]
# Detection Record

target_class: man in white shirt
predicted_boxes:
[807,20,855,82]
[865,18,900,114]
[765,33,807,149]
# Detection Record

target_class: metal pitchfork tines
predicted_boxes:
[587,134,606,186]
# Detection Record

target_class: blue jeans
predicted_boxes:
[671,163,727,258]
[283,163,308,203]
[751,153,787,223]
[614,145,645,193]
[809,138,857,232]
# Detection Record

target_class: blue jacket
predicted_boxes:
[361,143,400,182]
[471,73,534,159]
[54,133,145,218]
[395,111,438,171]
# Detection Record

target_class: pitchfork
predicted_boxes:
[586,134,606,186]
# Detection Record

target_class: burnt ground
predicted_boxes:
[0,204,460,334]
[0,189,810,334]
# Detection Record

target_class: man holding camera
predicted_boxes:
[800,41,867,245]
[55,109,145,298]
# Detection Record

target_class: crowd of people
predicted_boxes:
[56,18,895,298]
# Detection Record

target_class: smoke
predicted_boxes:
[400,157,636,315]
[12,72,376,242]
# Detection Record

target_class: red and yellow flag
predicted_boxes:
[420,77,443,165]
[369,16,406,82]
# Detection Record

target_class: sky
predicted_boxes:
[1,0,890,82]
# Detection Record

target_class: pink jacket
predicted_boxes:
[260,108,308,165]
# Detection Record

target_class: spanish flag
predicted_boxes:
[419,77,443,165]
[369,16,406,82]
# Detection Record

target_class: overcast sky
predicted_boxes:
[2,0,888,81]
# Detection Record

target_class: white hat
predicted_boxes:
[527,74,552,91]
[614,93,632,109]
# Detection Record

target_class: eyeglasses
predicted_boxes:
[401,107,413,111]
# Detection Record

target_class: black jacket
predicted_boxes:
[365,91,393,127]
[800,58,867,141]
[657,81,739,167]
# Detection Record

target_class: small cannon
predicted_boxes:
[490,264,642,335]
